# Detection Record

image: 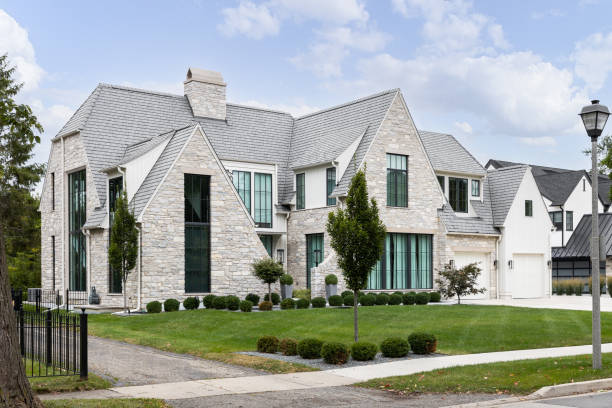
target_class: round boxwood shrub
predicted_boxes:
[429,292,442,302]
[296,298,310,309]
[212,296,227,310]
[279,274,294,285]
[183,296,200,310]
[280,298,296,310]
[164,298,179,312]
[402,292,416,305]
[279,338,298,356]
[226,295,240,311]
[351,342,378,361]
[258,301,273,311]
[415,292,429,305]
[341,290,353,298]
[257,335,279,353]
[239,300,253,312]
[321,342,350,365]
[311,297,326,308]
[408,332,437,354]
[245,293,260,305]
[388,293,402,305]
[146,301,161,313]
[297,338,323,359]
[359,294,375,306]
[203,294,217,309]
[264,293,281,305]
[393,291,403,296]
[380,337,410,358]
[343,294,354,306]
[325,274,338,285]
[375,293,389,305]
[328,295,343,306]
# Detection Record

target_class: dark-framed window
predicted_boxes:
[566,211,573,231]
[471,179,480,197]
[552,259,605,287]
[368,233,433,290]
[232,170,251,213]
[259,234,273,257]
[525,200,533,217]
[296,173,305,210]
[326,167,336,206]
[254,173,272,228]
[108,176,123,294]
[51,172,55,211]
[306,233,324,289]
[185,174,211,293]
[437,175,445,193]
[51,235,56,291]
[68,170,86,291]
[550,211,563,230]
[387,153,408,207]
[448,177,468,213]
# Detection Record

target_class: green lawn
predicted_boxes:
[358,353,612,395]
[44,399,169,408]
[24,359,111,394]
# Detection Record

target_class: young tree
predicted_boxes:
[0,54,45,407]
[327,168,386,342]
[108,191,139,313]
[435,262,486,305]
[252,258,284,307]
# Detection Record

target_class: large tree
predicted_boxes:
[327,168,386,342]
[0,54,45,406]
[7,194,41,290]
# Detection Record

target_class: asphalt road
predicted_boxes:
[538,390,612,408]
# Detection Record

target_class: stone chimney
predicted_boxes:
[184,68,226,120]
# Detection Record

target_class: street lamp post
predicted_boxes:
[579,99,610,370]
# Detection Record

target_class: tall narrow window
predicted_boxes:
[583,179,586,191]
[51,236,56,291]
[254,173,272,227]
[566,211,573,231]
[108,177,123,294]
[259,235,273,257]
[51,172,55,211]
[471,179,480,197]
[549,211,563,230]
[69,170,86,291]
[232,170,251,213]
[437,175,445,194]
[448,177,468,213]
[525,200,533,216]
[296,173,305,210]
[185,174,211,293]
[387,154,408,207]
[306,233,324,289]
[326,168,337,206]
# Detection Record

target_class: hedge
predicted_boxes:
[164,298,179,312]
[351,342,377,361]
[343,294,354,306]
[226,295,240,311]
[239,300,253,312]
[213,296,227,310]
[257,336,279,353]
[429,292,442,302]
[328,295,343,306]
[296,298,310,309]
[279,338,298,356]
[245,293,260,305]
[321,342,350,364]
[408,332,437,354]
[375,293,389,305]
[297,338,323,359]
[146,301,161,313]
[388,293,402,305]
[183,296,200,310]
[203,294,217,309]
[380,337,410,358]
[415,292,429,305]
[280,298,296,310]
[311,297,326,308]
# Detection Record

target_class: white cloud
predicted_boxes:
[272,0,368,24]
[237,99,320,117]
[573,32,612,92]
[454,121,473,134]
[218,1,280,39]
[0,9,44,90]
[318,27,390,53]
[530,9,565,20]
[519,136,557,146]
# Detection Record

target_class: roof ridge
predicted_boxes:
[99,83,185,99]
[535,169,587,177]
[488,164,528,172]
[295,88,399,120]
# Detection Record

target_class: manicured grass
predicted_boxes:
[44,399,169,408]
[24,359,111,394]
[358,353,612,395]
[206,352,318,373]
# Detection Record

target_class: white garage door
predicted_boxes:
[455,252,490,299]
[512,254,545,299]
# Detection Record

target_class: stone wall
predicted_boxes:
[184,80,226,120]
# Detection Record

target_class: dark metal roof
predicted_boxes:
[552,213,612,258]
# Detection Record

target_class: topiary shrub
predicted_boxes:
[213,296,227,310]
[146,301,161,313]
[245,293,260,305]
[258,301,273,311]
[239,300,253,312]
[343,294,354,306]
[311,297,326,308]
[257,335,279,353]
[388,293,402,305]
[280,298,296,310]
[415,292,429,305]
[164,298,179,312]
[393,291,403,296]
[293,289,311,300]
[321,342,350,365]
[328,295,343,306]
[183,296,200,310]
[279,338,298,356]
[359,294,375,306]
[403,292,416,305]
[296,298,310,309]
[325,274,338,285]
[429,292,442,302]
[341,290,353,298]
[380,337,410,358]
[264,293,280,305]
[203,294,217,309]
[297,338,323,359]
[351,342,378,361]
[408,332,437,354]
[279,274,294,285]
[226,295,240,311]
[375,293,390,305]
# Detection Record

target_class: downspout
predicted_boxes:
[560,205,564,246]
[84,229,91,300]
[495,236,500,299]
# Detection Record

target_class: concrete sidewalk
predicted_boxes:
[40,342,612,401]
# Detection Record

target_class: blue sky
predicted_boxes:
[2,0,612,173]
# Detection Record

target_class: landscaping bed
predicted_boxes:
[43,399,169,408]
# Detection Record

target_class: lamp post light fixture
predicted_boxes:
[579,99,610,370]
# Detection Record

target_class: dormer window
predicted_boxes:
[449,177,468,213]
[471,180,480,197]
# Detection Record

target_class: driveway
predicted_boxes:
[89,336,262,386]
[461,295,612,312]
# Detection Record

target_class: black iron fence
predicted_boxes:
[12,288,89,312]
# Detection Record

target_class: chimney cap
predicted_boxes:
[185,68,225,86]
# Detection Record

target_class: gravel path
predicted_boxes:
[89,336,262,386]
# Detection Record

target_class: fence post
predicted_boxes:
[65,289,69,313]
[35,289,41,312]
[45,310,52,365]
[79,309,88,380]
[19,309,24,356]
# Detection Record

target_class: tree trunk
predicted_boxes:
[268,283,272,306]
[353,290,358,342]
[457,294,461,305]
[0,226,43,407]
[123,277,127,314]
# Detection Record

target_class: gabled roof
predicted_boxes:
[419,131,486,176]
[552,213,612,258]
[487,165,529,227]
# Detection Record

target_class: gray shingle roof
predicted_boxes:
[487,165,528,227]
[82,207,107,229]
[419,131,485,176]
[552,213,612,258]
